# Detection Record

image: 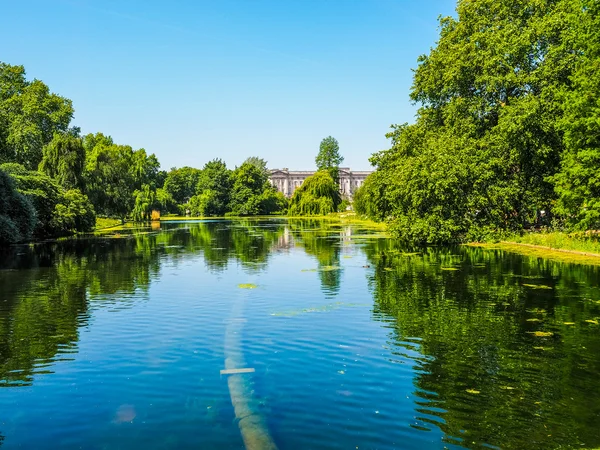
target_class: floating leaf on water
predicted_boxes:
[441,267,459,271]
[585,319,599,325]
[563,322,576,326]
[320,266,341,272]
[526,318,542,322]
[301,268,317,272]
[522,284,552,290]
[466,389,480,394]
[342,255,353,259]
[238,284,257,289]
[527,331,554,337]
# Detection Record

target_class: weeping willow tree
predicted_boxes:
[288,170,341,216]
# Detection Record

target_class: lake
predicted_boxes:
[1,218,599,449]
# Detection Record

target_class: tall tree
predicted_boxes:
[315,136,343,184]
[552,0,600,230]
[193,159,232,216]
[39,131,86,190]
[0,62,74,169]
[163,166,202,204]
[243,156,270,179]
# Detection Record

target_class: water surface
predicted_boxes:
[1,219,599,449]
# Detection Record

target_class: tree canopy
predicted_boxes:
[289,170,341,216]
[315,136,343,183]
[356,0,599,243]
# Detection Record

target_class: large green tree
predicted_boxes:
[0,168,36,245]
[315,136,343,183]
[361,0,582,243]
[0,62,74,169]
[288,170,341,216]
[191,159,232,216]
[552,0,600,230]
[229,162,286,215]
[163,166,202,204]
[1,163,95,237]
[39,131,86,190]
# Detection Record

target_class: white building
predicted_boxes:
[269,168,371,198]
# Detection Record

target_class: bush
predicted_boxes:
[0,169,37,245]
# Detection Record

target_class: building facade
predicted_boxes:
[269,168,371,198]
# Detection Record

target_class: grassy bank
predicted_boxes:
[468,231,600,266]
[504,231,600,255]
[94,217,123,230]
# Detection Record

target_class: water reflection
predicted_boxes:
[0,219,349,386]
[365,241,600,449]
[1,220,599,449]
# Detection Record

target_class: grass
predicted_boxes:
[506,231,600,255]
[95,217,123,230]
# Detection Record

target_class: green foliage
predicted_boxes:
[289,170,341,216]
[39,131,86,190]
[163,166,202,204]
[52,189,96,233]
[132,184,156,222]
[195,159,232,216]
[0,62,74,169]
[315,136,343,183]
[229,162,286,215]
[552,1,600,230]
[361,0,593,243]
[0,168,36,244]
[1,163,95,237]
[243,156,270,179]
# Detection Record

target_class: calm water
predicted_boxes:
[1,219,599,449]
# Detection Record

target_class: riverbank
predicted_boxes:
[158,212,387,231]
[468,231,600,266]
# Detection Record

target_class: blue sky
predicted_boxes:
[1,0,456,171]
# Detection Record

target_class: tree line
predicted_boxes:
[354,0,600,244]
[0,62,300,245]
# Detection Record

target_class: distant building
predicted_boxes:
[269,168,371,198]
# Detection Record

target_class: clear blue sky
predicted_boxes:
[1,0,456,171]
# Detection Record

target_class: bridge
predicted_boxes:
[269,168,371,198]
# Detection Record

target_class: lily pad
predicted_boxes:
[238,284,257,289]
[441,267,459,271]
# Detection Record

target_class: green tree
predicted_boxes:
[229,162,286,215]
[0,168,36,245]
[39,131,86,190]
[1,163,95,237]
[243,156,270,179]
[288,170,341,216]
[315,136,343,183]
[0,62,74,169]
[361,0,582,243]
[552,1,600,230]
[194,159,232,216]
[163,166,202,204]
